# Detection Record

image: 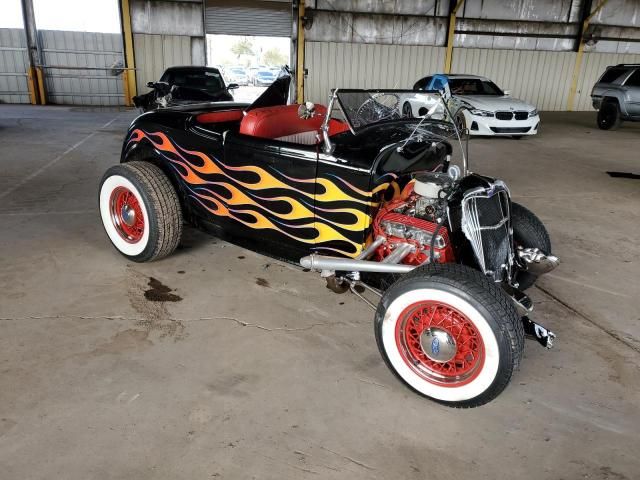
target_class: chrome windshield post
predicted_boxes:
[321,89,338,154]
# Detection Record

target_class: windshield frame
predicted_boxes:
[333,88,448,133]
[322,86,468,174]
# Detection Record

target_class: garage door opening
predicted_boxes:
[204,0,292,103]
[206,34,290,103]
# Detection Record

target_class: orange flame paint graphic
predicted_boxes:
[128,129,397,257]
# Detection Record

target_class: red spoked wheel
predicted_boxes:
[109,186,145,243]
[395,301,484,387]
[100,162,182,262]
[374,264,524,407]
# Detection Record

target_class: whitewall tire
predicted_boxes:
[374,264,524,408]
[99,161,182,262]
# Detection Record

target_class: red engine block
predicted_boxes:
[372,206,455,266]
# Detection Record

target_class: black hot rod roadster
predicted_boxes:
[100,72,559,407]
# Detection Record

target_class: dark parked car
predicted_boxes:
[591,64,640,130]
[100,72,559,407]
[133,66,238,112]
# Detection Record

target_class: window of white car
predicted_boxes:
[448,79,504,96]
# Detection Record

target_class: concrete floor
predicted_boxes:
[1,105,639,479]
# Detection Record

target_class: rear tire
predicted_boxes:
[511,202,552,290]
[99,161,182,262]
[374,264,524,408]
[597,100,622,130]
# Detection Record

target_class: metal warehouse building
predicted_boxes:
[2,0,639,110]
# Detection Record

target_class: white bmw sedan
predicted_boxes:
[404,74,540,138]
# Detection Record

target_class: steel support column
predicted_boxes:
[567,0,610,111]
[295,1,305,103]
[119,0,137,106]
[444,0,464,74]
[20,0,44,104]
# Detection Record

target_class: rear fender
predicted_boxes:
[121,138,194,222]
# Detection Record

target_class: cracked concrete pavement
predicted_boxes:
[0,105,639,479]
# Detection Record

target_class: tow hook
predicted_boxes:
[523,317,555,349]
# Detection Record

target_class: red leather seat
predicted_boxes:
[239,104,350,144]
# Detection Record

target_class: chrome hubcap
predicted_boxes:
[121,204,136,226]
[420,327,457,363]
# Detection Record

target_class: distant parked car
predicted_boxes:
[254,69,277,86]
[591,64,640,130]
[406,74,540,139]
[133,66,238,112]
[247,67,259,84]
[226,66,249,86]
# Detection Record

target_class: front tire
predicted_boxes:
[402,102,413,118]
[597,100,622,130]
[454,111,467,135]
[511,202,552,290]
[374,264,524,408]
[99,161,183,262]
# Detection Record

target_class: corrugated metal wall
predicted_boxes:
[133,33,193,94]
[574,51,640,110]
[305,41,446,104]
[39,30,125,106]
[0,28,30,104]
[306,42,639,112]
[451,48,577,111]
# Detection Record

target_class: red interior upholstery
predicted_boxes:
[239,104,349,142]
[240,104,326,139]
[196,110,243,124]
[196,105,350,143]
[328,118,350,136]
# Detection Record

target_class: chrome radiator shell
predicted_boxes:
[460,181,514,282]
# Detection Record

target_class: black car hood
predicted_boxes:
[172,86,234,102]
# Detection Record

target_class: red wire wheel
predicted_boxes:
[109,186,145,243]
[395,300,485,387]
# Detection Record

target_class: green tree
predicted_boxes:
[263,48,287,67]
[231,38,254,57]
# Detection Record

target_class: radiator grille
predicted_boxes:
[495,111,513,120]
[514,111,528,120]
[461,184,512,282]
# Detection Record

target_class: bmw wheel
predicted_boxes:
[99,161,182,262]
[402,102,413,118]
[454,111,467,135]
[374,264,524,408]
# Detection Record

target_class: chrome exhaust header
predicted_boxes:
[517,247,560,275]
[300,253,415,274]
